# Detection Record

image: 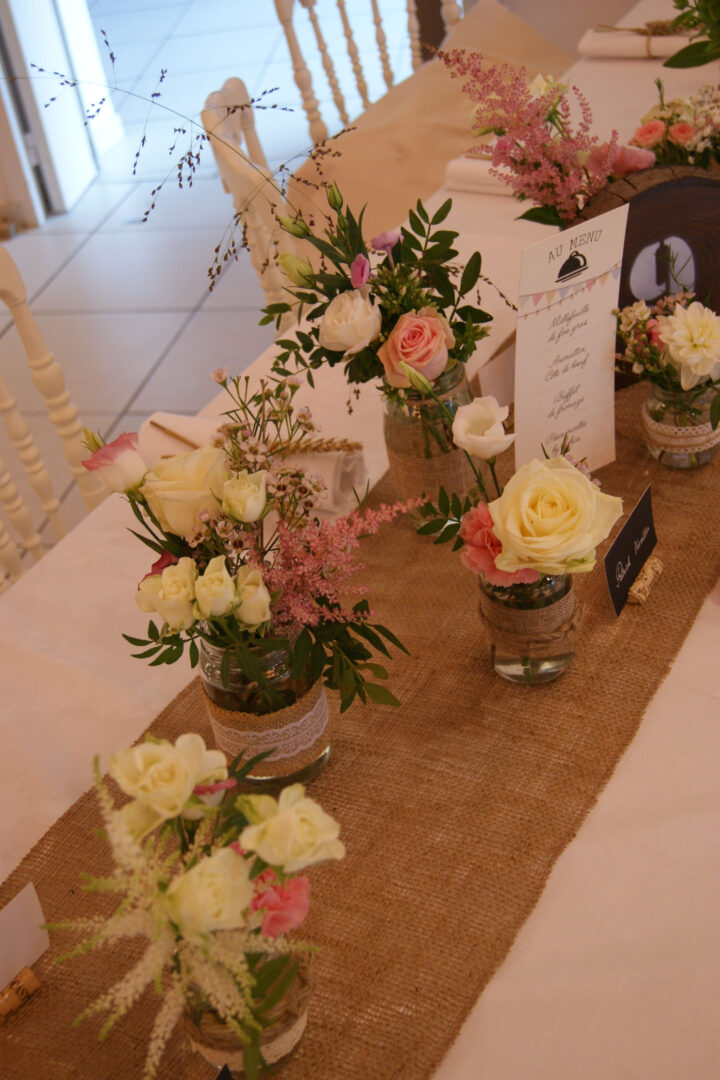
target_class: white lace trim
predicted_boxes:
[209,687,329,761]
[642,412,720,453]
[190,1012,308,1069]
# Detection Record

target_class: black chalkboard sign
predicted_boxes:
[604,485,657,615]
[216,1068,233,1080]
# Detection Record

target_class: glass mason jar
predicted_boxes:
[184,957,313,1076]
[199,640,331,786]
[641,383,720,468]
[478,574,577,685]
[383,364,475,507]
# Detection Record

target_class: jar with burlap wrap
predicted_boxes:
[199,640,331,785]
[183,955,313,1076]
[641,384,720,469]
[383,364,475,508]
[478,574,579,685]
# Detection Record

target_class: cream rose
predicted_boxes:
[235,565,271,627]
[141,446,228,537]
[656,301,720,389]
[378,307,454,388]
[239,783,345,874]
[194,556,236,619]
[318,289,382,356]
[165,848,253,939]
[452,396,515,459]
[109,733,227,821]
[154,557,197,631]
[489,457,623,576]
[222,470,267,523]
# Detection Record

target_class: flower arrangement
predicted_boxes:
[264,185,492,396]
[441,54,655,226]
[615,292,720,429]
[83,376,410,714]
[630,79,720,168]
[50,736,344,1079]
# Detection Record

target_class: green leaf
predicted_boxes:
[290,627,313,678]
[416,198,429,223]
[416,518,445,535]
[517,205,564,227]
[354,623,391,657]
[365,682,401,706]
[711,390,720,430]
[360,662,388,679]
[663,40,720,68]
[430,197,452,224]
[131,645,163,659]
[408,208,426,236]
[373,623,408,654]
[123,634,151,647]
[459,250,482,297]
[434,520,461,544]
[147,621,159,641]
[438,486,449,516]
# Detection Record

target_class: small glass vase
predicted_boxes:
[478,574,577,685]
[199,640,331,786]
[184,957,313,1076]
[383,364,475,506]
[641,383,720,468]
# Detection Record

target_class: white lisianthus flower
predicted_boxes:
[655,301,720,389]
[235,565,271,627]
[489,457,623,576]
[239,783,345,874]
[194,556,236,619]
[154,557,197,631]
[109,733,227,821]
[141,446,228,537]
[82,431,147,493]
[452,396,515,459]
[222,470,267,523]
[164,848,254,940]
[318,289,382,356]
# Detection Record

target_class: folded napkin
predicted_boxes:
[444,155,512,196]
[578,27,689,60]
[137,412,367,518]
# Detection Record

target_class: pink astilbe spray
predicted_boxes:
[442,51,618,223]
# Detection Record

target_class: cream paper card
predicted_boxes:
[514,205,629,469]
[0,883,48,987]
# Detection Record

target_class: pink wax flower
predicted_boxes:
[211,367,228,384]
[460,503,540,586]
[251,872,310,938]
[609,144,655,178]
[631,120,666,149]
[370,230,400,255]
[349,253,370,288]
[667,122,694,147]
[378,307,453,388]
[82,432,147,493]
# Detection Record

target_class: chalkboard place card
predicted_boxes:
[604,486,657,615]
[216,1068,233,1080]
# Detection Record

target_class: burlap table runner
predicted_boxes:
[2,383,719,1079]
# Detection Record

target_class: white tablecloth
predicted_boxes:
[2,2,719,1075]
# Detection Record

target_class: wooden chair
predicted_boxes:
[0,245,106,592]
[273,0,463,145]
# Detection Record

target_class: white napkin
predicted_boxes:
[578,28,688,60]
[137,412,367,517]
[444,156,512,196]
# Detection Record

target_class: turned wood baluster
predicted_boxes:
[370,0,394,91]
[0,501,23,587]
[300,0,350,126]
[441,0,462,30]
[274,0,328,145]
[406,0,423,71]
[336,0,370,109]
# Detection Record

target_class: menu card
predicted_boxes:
[514,205,629,469]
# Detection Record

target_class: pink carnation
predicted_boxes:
[667,122,694,147]
[631,120,666,149]
[251,871,310,938]
[610,144,655,178]
[460,503,540,586]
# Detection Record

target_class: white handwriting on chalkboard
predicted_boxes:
[615,556,631,585]
[634,526,650,554]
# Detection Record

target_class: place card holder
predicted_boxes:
[0,967,41,1023]
[627,555,664,605]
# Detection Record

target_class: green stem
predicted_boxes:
[487,457,503,499]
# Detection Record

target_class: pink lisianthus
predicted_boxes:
[143,550,178,582]
[460,503,540,586]
[82,432,147,493]
[631,120,666,148]
[378,307,454,388]
[667,122,694,147]
[192,778,237,796]
[609,144,655,178]
[349,253,370,288]
[370,230,400,255]
[250,870,310,938]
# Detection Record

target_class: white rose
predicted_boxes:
[239,783,345,874]
[155,557,197,631]
[141,446,229,537]
[165,848,254,940]
[109,733,227,820]
[82,431,147,493]
[452,396,515,459]
[489,457,623,576]
[222,470,267,523]
[656,301,720,389]
[318,289,382,356]
[135,572,163,614]
[194,556,236,619]
[235,565,271,628]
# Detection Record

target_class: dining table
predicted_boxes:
[1,1,719,1076]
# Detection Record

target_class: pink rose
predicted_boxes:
[250,872,310,938]
[646,317,661,346]
[460,503,540,586]
[667,122,694,147]
[631,120,666,149]
[82,431,147,493]
[350,253,370,288]
[378,307,454,388]
[610,144,655,179]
